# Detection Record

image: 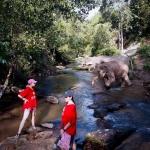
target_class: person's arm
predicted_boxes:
[18,87,29,103]
[60,122,71,135]
[18,94,28,101]
[63,122,71,131]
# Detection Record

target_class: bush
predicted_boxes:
[143,59,150,70]
[124,34,138,47]
[138,45,150,58]
[138,45,150,70]
[95,47,121,56]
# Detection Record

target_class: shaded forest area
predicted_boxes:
[0,0,150,98]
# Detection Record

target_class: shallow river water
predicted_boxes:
[0,64,150,150]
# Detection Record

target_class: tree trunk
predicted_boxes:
[120,18,124,52]
[118,11,122,50]
[0,66,13,98]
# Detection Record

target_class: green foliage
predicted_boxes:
[138,45,150,70]
[0,0,103,85]
[124,34,138,47]
[1,0,149,86]
[143,61,150,71]
[0,0,81,83]
[0,41,10,64]
[94,47,120,56]
[138,45,150,58]
[129,0,150,37]
[125,54,136,70]
[57,19,92,60]
[91,20,118,56]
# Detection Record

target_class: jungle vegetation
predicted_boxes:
[0,0,150,97]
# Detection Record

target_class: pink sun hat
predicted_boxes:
[28,79,37,84]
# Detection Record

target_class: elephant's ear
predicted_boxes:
[103,65,109,73]
[95,63,101,72]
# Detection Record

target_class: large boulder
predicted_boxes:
[46,96,59,104]
[35,131,53,139]
[115,128,150,150]
[84,128,134,150]
[41,122,53,129]
[0,130,57,150]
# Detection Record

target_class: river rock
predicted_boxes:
[35,131,53,139]
[56,66,66,70]
[0,135,27,150]
[76,65,89,70]
[0,128,57,150]
[41,123,53,129]
[92,91,106,95]
[93,107,108,119]
[115,128,150,150]
[26,132,36,141]
[6,143,16,150]
[46,96,59,104]
[106,103,126,112]
[88,104,99,109]
[96,118,110,129]
[84,128,134,150]
[0,113,12,120]
[70,86,79,90]
[0,136,57,150]
[84,129,116,150]
[25,126,43,133]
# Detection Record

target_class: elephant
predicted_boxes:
[89,61,132,88]
[81,55,130,71]
[82,56,104,67]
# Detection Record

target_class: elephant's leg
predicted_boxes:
[105,76,115,87]
[104,77,107,83]
[118,77,125,87]
[123,74,132,86]
[91,76,99,87]
[121,80,126,87]
[103,74,108,83]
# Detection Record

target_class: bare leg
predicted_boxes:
[72,140,76,150]
[15,109,30,138]
[31,109,36,129]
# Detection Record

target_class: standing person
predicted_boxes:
[15,79,37,138]
[57,90,77,150]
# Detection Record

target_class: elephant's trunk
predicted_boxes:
[88,64,95,72]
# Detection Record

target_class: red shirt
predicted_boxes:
[61,104,77,135]
[19,86,37,112]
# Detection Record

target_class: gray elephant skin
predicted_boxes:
[90,61,132,88]
[82,55,130,68]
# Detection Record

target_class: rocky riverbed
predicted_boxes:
[1,53,150,150]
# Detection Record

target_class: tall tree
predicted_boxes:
[0,0,77,97]
[100,0,133,51]
[129,0,150,37]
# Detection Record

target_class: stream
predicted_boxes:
[0,63,150,149]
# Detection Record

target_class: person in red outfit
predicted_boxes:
[15,79,37,138]
[57,90,77,150]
